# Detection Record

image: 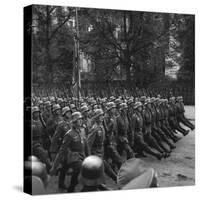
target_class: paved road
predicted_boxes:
[46,106,195,193]
[141,106,195,187]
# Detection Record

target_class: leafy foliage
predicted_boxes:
[31,5,194,88]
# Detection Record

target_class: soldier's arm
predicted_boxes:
[50,124,63,153]
[45,119,52,135]
[51,133,72,171]
[84,138,91,156]
[87,126,97,149]
[116,117,125,137]
[39,113,46,129]
[131,114,136,133]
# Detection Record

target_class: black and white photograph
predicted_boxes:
[23,4,195,195]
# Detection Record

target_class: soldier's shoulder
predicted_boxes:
[64,129,74,137]
[132,112,137,117]
[90,123,99,133]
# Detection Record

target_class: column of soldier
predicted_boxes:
[28,93,195,193]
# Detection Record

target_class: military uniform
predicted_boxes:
[32,119,51,171]
[151,102,175,150]
[103,113,123,169]
[150,102,171,153]
[87,121,117,182]
[176,99,194,130]
[87,123,105,157]
[50,118,71,154]
[142,105,165,154]
[132,107,163,160]
[42,110,52,123]
[50,118,71,189]
[46,115,63,138]
[82,116,93,135]
[116,113,135,159]
[159,102,179,143]
[168,101,189,136]
[52,126,90,192]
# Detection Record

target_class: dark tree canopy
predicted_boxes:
[31,5,194,88]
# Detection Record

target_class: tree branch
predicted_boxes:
[49,14,71,41]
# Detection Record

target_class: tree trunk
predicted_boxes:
[45,6,52,84]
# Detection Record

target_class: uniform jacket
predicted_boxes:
[87,122,105,157]
[132,111,143,132]
[53,127,90,169]
[46,115,63,137]
[32,119,45,144]
[50,118,71,153]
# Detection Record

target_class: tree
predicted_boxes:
[32,5,73,86]
[78,8,171,86]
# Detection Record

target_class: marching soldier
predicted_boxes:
[103,102,123,169]
[149,98,172,153]
[80,105,93,135]
[116,103,135,159]
[38,100,44,113]
[50,112,90,192]
[50,106,72,190]
[70,104,77,113]
[57,98,65,109]
[42,101,52,123]
[46,104,63,138]
[31,106,52,172]
[159,99,180,143]
[87,109,117,182]
[131,101,163,160]
[176,96,195,130]
[151,98,176,150]
[168,97,189,136]
[142,99,169,157]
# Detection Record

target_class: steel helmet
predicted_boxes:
[49,96,55,102]
[150,97,156,103]
[169,97,175,102]
[164,99,168,103]
[144,98,151,105]
[122,168,157,190]
[71,112,83,122]
[93,105,98,110]
[115,99,122,105]
[79,155,105,186]
[24,160,48,183]
[52,104,61,113]
[81,102,87,107]
[110,96,115,101]
[176,96,183,102]
[157,94,161,99]
[134,102,143,109]
[44,101,51,107]
[119,103,128,111]
[70,104,76,109]
[93,109,104,119]
[57,98,63,104]
[42,97,47,102]
[38,100,44,105]
[140,96,146,102]
[62,106,71,116]
[81,105,89,114]
[155,98,160,102]
[106,102,116,111]
[28,155,40,162]
[32,106,40,114]
[127,98,134,105]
